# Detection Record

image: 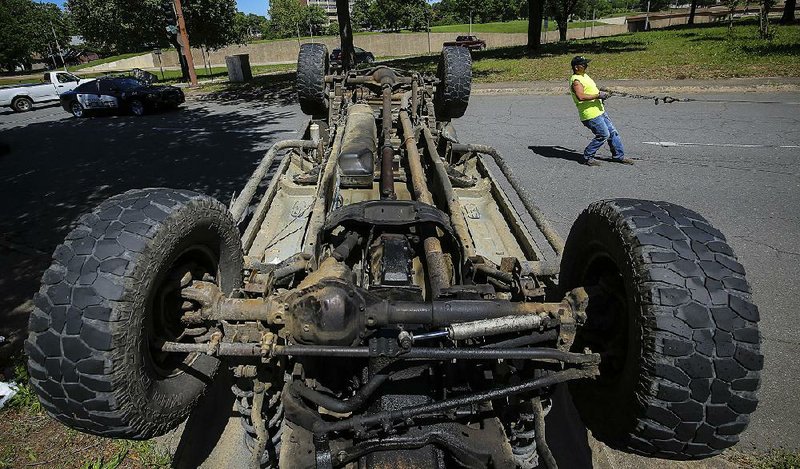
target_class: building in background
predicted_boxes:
[301,0,355,24]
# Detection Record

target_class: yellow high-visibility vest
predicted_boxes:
[570,73,605,121]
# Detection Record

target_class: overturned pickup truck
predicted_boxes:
[27,37,761,469]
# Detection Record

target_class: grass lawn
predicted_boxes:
[156,63,296,83]
[389,19,800,82]
[189,19,799,99]
[431,19,605,34]
[0,357,171,468]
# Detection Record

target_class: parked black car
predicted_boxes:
[330,46,375,68]
[59,76,185,118]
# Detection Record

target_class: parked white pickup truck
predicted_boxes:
[0,71,92,112]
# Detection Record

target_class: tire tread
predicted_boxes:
[564,198,761,459]
[25,188,242,438]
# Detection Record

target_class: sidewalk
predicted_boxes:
[472,77,800,95]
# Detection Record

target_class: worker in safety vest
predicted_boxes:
[570,56,633,166]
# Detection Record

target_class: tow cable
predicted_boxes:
[607,90,681,105]
[602,89,800,106]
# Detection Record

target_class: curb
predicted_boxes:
[473,78,800,96]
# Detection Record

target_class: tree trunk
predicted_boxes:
[336,0,354,70]
[780,0,796,23]
[688,0,698,24]
[558,21,568,41]
[527,0,545,50]
[168,35,190,82]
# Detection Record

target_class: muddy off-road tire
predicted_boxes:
[297,43,329,117]
[25,188,243,438]
[560,199,761,459]
[434,46,472,120]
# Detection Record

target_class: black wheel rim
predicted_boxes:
[131,101,144,116]
[146,245,218,379]
[572,250,631,383]
[71,102,82,117]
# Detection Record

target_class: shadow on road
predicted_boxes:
[0,102,61,117]
[546,385,594,468]
[197,72,297,109]
[172,368,238,468]
[528,145,586,164]
[0,102,297,366]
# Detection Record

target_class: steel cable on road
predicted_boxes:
[602,89,800,106]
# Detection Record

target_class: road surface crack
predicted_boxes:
[731,235,800,258]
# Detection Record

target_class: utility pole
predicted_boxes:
[469,9,473,35]
[50,21,67,72]
[47,44,58,70]
[173,0,197,86]
[645,0,651,30]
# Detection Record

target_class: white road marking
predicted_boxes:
[643,141,800,149]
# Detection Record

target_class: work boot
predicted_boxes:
[614,158,634,165]
[583,158,602,167]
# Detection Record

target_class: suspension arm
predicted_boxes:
[284,366,598,437]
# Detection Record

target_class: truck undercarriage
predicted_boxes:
[195,54,597,467]
[25,11,762,469]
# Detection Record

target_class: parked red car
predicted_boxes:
[443,35,487,51]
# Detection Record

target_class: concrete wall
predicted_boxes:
[84,54,156,71]
[150,27,626,69]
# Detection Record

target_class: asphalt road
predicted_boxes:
[0,91,798,465]
[457,92,800,454]
[0,96,307,365]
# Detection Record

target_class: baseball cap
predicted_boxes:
[571,56,591,67]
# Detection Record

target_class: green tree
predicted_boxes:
[351,0,374,30]
[67,0,239,51]
[234,13,270,41]
[268,1,327,38]
[432,0,526,25]
[431,0,460,25]
[325,21,341,36]
[67,0,162,53]
[67,0,238,81]
[0,0,70,71]
[546,0,587,41]
[372,0,428,31]
[376,0,404,31]
[638,0,671,12]
[183,0,239,50]
[405,0,431,31]
[301,5,328,36]
[267,0,303,38]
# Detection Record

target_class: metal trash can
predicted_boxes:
[225,54,253,83]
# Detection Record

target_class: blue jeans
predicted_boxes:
[582,112,625,161]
